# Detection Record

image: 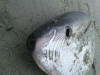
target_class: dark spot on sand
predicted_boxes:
[6,26,14,31]
[0,25,2,28]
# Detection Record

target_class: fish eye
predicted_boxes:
[65,26,72,37]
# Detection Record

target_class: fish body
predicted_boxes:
[27,11,95,75]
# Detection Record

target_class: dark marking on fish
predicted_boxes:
[93,21,97,30]
[79,46,83,53]
[69,68,72,72]
[67,42,70,46]
[44,50,60,62]
[83,51,89,64]
[84,21,91,34]
[74,53,79,59]
[49,50,53,60]
[92,60,96,75]
[55,50,57,62]
[66,26,72,38]
[93,21,100,39]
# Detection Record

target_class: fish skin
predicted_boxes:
[27,11,95,75]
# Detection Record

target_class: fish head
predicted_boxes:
[27,12,95,75]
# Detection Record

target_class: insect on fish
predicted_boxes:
[27,11,95,75]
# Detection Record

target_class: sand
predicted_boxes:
[0,0,99,75]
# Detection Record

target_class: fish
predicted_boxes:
[27,11,95,75]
